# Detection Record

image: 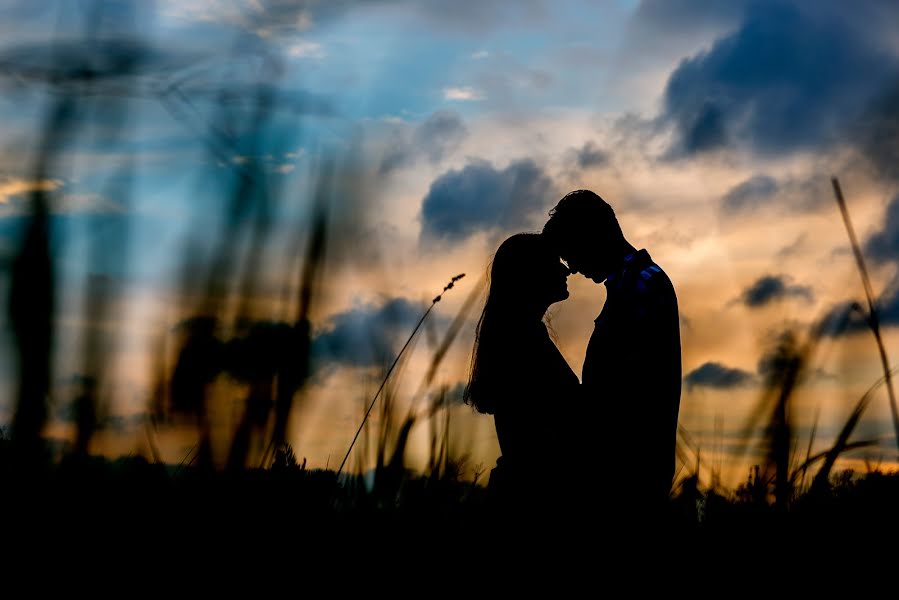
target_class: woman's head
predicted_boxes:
[486,232,570,315]
[465,233,570,413]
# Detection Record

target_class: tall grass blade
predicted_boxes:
[832,177,899,455]
[336,274,465,477]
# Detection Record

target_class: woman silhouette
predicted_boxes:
[465,233,579,510]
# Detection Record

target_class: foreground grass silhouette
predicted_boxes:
[4,434,898,540]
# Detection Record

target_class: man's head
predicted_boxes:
[542,189,625,283]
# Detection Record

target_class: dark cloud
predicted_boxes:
[378,134,411,176]
[660,1,897,157]
[740,275,813,308]
[815,286,899,337]
[855,81,899,180]
[635,0,899,45]
[721,175,778,214]
[815,300,866,337]
[815,192,899,336]
[414,110,468,162]
[718,173,837,218]
[865,193,899,264]
[676,102,725,153]
[379,110,467,175]
[571,141,608,170]
[419,158,555,242]
[311,297,437,369]
[684,361,755,390]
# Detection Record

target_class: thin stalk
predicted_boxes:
[832,177,899,455]
[336,274,464,478]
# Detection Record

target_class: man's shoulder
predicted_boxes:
[635,262,666,284]
[625,253,674,295]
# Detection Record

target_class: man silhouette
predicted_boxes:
[543,190,681,522]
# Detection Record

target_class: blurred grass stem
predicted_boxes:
[336,274,465,478]
[832,177,899,455]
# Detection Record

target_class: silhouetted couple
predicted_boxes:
[466,190,681,529]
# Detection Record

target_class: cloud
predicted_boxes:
[632,0,747,33]
[817,191,899,338]
[815,300,866,337]
[815,192,899,336]
[471,50,489,60]
[311,297,432,369]
[570,141,608,170]
[740,275,813,307]
[684,361,755,389]
[855,81,899,180]
[659,1,897,157]
[865,192,899,264]
[720,175,778,214]
[379,109,468,175]
[718,173,836,217]
[414,110,468,162]
[816,282,899,337]
[419,158,555,243]
[443,86,485,101]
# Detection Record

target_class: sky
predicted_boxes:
[3,0,899,489]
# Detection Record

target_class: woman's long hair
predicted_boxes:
[465,233,549,414]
